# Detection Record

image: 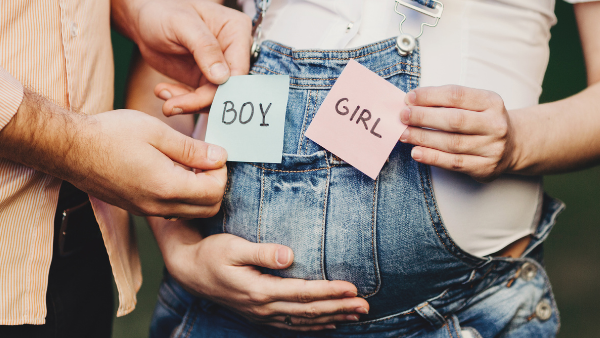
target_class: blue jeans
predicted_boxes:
[150,39,564,337]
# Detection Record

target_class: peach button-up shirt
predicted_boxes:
[0,0,141,325]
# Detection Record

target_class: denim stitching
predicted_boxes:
[182,310,198,338]
[263,44,398,61]
[363,177,381,298]
[252,64,420,80]
[257,168,265,243]
[297,90,312,154]
[268,39,404,57]
[251,67,421,80]
[418,163,453,255]
[306,91,318,154]
[248,163,344,173]
[320,166,330,281]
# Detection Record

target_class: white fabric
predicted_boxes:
[237,0,574,256]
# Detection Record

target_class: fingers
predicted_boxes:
[153,125,227,169]
[406,85,503,111]
[400,127,493,156]
[270,313,360,326]
[260,278,361,303]
[230,240,295,269]
[400,106,493,135]
[410,146,495,182]
[174,11,231,85]
[267,297,369,318]
[164,85,218,116]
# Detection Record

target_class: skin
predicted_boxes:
[398,2,600,181]
[0,0,257,218]
[127,57,370,331]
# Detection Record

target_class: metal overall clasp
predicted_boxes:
[251,0,270,61]
[394,0,444,56]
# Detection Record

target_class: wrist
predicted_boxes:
[505,108,535,175]
[110,0,148,43]
[0,89,94,183]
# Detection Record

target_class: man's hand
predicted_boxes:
[0,89,227,218]
[151,219,370,331]
[112,0,252,115]
[399,85,517,182]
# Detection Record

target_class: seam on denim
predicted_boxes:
[183,310,198,338]
[264,44,397,61]
[248,163,344,173]
[418,163,453,256]
[320,166,330,281]
[269,39,392,54]
[162,279,189,309]
[258,168,265,243]
[343,309,416,326]
[253,64,420,80]
[363,177,381,298]
[297,90,311,154]
[306,91,318,155]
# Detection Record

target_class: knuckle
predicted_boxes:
[415,129,427,145]
[448,134,464,153]
[303,307,319,318]
[487,91,504,107]
[296,288,313,304]
[180,138,198,165]
[449,85,465,106]
[451,154,465,170]
[448,110,466,131]
[248,305,270,318]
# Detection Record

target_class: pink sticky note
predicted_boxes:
[305,60,407,179]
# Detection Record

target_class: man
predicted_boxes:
[0,0,246,335]
[0,0,366,336]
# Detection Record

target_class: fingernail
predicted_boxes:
[411,148,423,160]
[400,128,410,142]
[158,90,172,100]
[325,325,337,330]
[172,107,183,115]
[346,315,360,321]
[355,307,368,314]
[343,291,357,297]
[405,91,416,105]
[276,247,292,265]
[210,63,229,83]
[207,144,224,162]
[400,107,411,123]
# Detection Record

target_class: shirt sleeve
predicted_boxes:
[0,66,24,131]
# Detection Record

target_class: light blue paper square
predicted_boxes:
[205,75,290,163]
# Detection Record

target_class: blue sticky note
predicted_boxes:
[205,75,290,163]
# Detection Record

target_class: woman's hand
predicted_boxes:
[399,85,518,182]
[150,219,370,331]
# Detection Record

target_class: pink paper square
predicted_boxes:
[305,60,407,179]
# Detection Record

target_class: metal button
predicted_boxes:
[396,34,416,56]
[70,22,79,38]
[535,299,552,321]
[520,262,537,281]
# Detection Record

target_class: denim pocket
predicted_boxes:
[222,151,380,296]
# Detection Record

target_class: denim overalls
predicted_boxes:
[150,38,564,338]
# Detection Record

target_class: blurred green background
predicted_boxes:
[109,2,600,337]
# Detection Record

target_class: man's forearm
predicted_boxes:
[0,89,92,182]
[509,82,600,175]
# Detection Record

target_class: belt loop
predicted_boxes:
[414,301,446,329]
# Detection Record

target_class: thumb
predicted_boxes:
[154,125,228,170]
[232,241,294,270]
